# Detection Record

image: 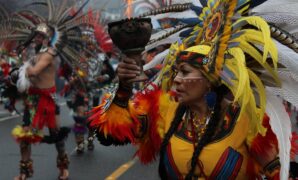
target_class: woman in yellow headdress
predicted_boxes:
[89,0,298,179]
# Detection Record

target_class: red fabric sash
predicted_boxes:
[1,63,10,77]
[29,87,56,129]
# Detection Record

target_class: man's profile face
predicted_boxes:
[34,33,46,46]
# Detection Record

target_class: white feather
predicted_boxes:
[267,71,298,108]
[293,32,298,39]
[278,69,298,84]
[133,0,202,16]
[134,3,156,15]
[168,0,202,6]
[148,9,197,21]
[143,49,169,71]
[265,89,292,180]
[253,13,298,35]
[16,61,31,93]
[253,0,298,15]
[275,41,298,78]
[149,26,179,41]
[146,27,185,51]
[252,0,298,35]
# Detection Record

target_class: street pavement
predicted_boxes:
[0,100,159,180]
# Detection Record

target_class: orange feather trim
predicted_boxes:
[88,94,139,143]
[12,125,43,144]
[89,85,168,164]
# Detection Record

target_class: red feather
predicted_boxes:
[1,63,11,77]
[249,114,278,160]
[15,136,43,144]
[85,9,113,53]
[88,94,139,143]
[290,132,298,160]
[94,24,113,53]
[2,41,16,53]
[246,157,262,180]
[29,87,57,129]
[133,84,163,164]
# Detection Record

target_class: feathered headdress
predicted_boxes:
[137,0,297,179]
[0,0,100,76]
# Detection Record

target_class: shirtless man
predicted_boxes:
[13,23,69,180]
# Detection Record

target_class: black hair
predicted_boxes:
[158,105,187,179]
[158,85,229,179]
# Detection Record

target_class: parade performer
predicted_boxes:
[89,0,298,179]
[12,23,70,180]
[66,27,114,154]
[0,0,100,179]
[66,74,93,154]
[71,53,115,154]
[0,48,20,115]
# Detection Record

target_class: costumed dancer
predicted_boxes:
[12,23,70,180]
[67,25,115,154]
[89,0,298,179]
[0,46,19,115]
[67,72,92,154]
[0,0,100,179]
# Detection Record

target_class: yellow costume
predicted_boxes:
[89,87,275,179]
[156,93,250,179]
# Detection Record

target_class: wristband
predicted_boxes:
[263,157,280,178]
[113,83,132,107]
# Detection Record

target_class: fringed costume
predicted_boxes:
[71,89,92,153]
[12,87,57,143]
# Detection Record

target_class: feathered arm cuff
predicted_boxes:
[247,114,280,177]
[88,83,169,164]
[17,61,31,93]
[247,113,298,179]
[88,83,138,145]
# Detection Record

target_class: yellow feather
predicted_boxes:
[235,29,278,68]
[100,103,132,137]
[227,48,249,102]
[233,16,271,63]
[247,69,266,122]
[223,59,250,122]
[217,60,267,144]
[200,7,210,21]
[242,70,268,141]
[237,4,250,14]
[233,40,281,86]
[158,43,179,91]
[214,0,238,77]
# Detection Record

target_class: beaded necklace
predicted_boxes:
[185,109,213,179]
[185,109,213,145]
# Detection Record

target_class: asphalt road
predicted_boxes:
[0,100,159,180]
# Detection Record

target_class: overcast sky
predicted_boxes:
[0,0,124,11]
